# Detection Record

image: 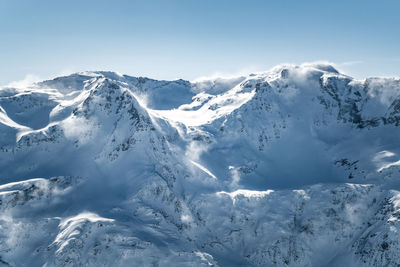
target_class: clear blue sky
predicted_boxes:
[1,0,399,85]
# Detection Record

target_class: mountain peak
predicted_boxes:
[2,64,400,266]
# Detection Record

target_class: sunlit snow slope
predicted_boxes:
[1,64,400,266]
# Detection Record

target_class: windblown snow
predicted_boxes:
[1,64,400,266]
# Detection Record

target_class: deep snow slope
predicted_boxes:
[1,64,400,266]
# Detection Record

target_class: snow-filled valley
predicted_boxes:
[1,63,400,266]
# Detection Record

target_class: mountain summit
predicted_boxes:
[1,63,400,266]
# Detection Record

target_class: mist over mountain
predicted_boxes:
[1,63,400,266]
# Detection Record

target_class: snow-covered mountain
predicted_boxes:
[1,63,400,266]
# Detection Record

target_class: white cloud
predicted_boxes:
[5,74,41,88]
[191,61,364,83]
[192,66,263,83]
[61,116,97,144]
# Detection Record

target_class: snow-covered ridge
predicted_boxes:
[1,63,400,266]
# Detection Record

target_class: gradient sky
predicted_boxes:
[1,0,399,85]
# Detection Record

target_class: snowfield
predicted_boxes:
[1,63,400,266]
